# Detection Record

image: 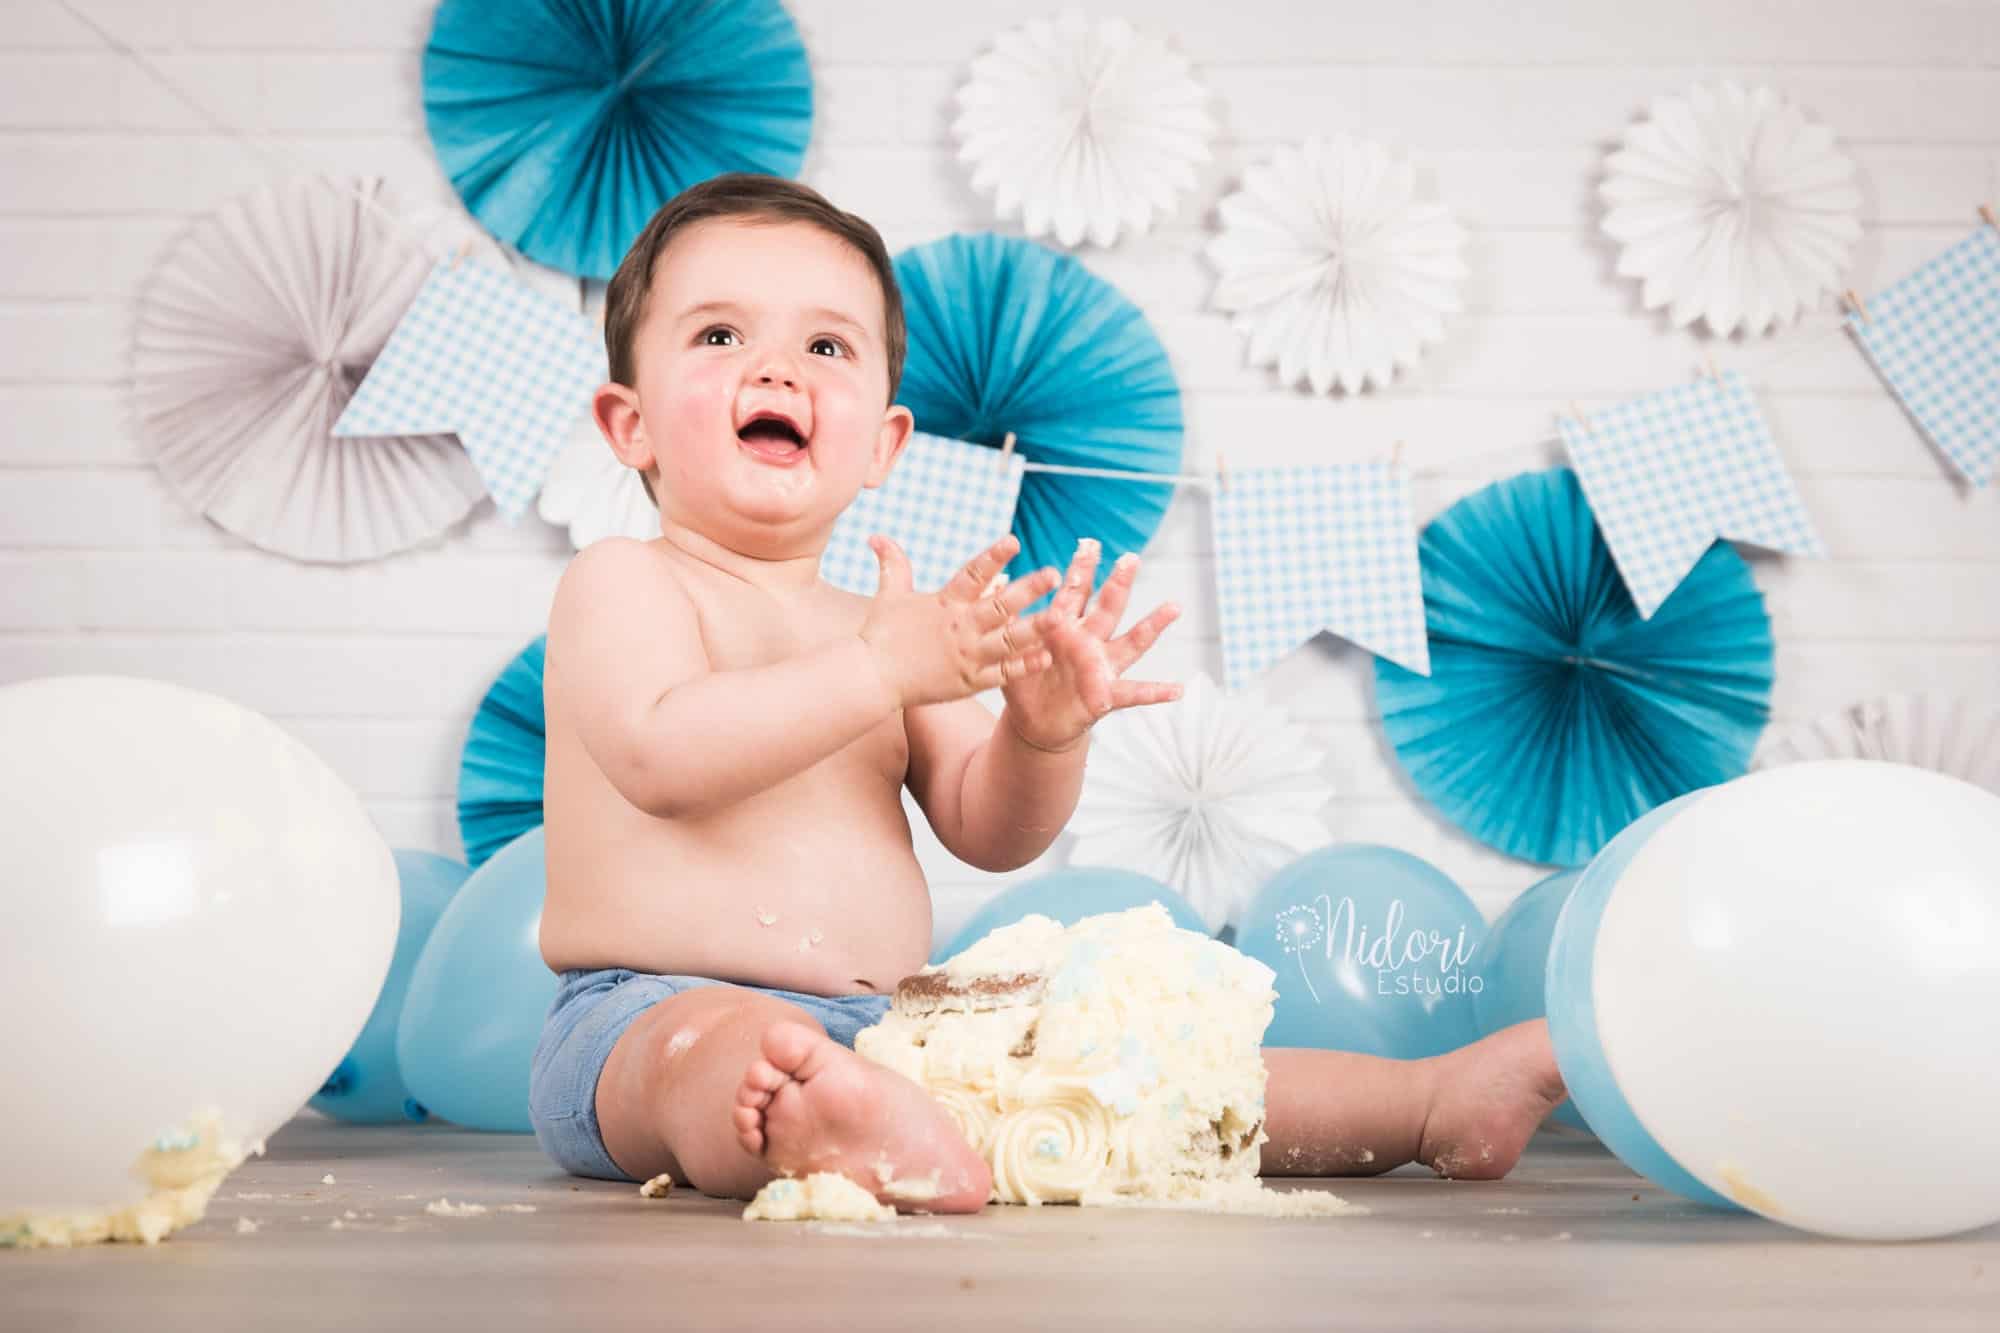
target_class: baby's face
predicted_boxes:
[624,218,909,551]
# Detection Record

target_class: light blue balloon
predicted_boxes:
[397,827,557,1133]
[1238,845,1486,1058]
[934,867,1209,964]
[1547,791,1740,1210]
[1470,868,1590,1132]
[312,850,470,1124]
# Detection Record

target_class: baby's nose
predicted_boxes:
[755,364,800,390]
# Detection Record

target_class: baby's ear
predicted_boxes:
[593,381,655,475]
[863,403,915,489]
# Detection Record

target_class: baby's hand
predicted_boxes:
[859,534,1061,708]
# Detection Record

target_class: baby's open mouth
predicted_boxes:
[738,414,807,453]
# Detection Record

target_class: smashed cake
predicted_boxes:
[854,904,1278,1207]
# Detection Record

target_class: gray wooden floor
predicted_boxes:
[5,1112,1995,1331]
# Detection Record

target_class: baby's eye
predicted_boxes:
[698,326,740,347]
[808,336,850,358]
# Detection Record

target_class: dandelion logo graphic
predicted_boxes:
[1274,904,1324,1003]
[1271,892,1481,1008]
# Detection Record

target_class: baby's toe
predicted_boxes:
[738,1059,786,1103]
[731,1104,767,1155]
[759,1020,826,1079]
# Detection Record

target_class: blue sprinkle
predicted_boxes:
[1177,1022,1196,1041]
[152,1128,200,1153]
[1034,1135,1064,1160]
[1165,1092,1188,1117]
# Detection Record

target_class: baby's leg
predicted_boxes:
[1261,1020,1568,1180]
[594,990,987,1209]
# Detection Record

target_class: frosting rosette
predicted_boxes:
[929,1081,1001,1156]
[990,1087,1116,1205]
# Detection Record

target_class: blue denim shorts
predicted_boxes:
[528,967,893,1182]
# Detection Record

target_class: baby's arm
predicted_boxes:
[548,539,901,819]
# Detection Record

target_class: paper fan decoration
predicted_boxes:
[952,11,1215,248]
[538,413,658,548]
[1205,135,1467,396]
[133,175,487,563]
[1374,468,1774,868]
[1601,82,1861,337]
[893,233,1182,597]
[1065,672,1332,933]
[458,636,546,868]
[423,0,813,280]
[1755,692,2000,795]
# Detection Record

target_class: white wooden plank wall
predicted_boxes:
[1,0,1995,940]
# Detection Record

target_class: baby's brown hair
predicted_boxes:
[602,172,907,400]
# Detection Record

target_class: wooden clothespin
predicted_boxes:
[1214,452,1229,493]
[1702,353,1723,385]
[1980,203,1998,231]
[448,237,474,269]
[1569,400,1589,431]
[1842,288,1870,324]
[997,430,1016,473]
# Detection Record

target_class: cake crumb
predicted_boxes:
[810,928,824,944]
[425,1198,489,1218]
[639,1173,674,1199]
[235,1217,260,1234]
[755,907,778,927]
[343,1210,358,1220]
[1553,1232,1573,1241]
[330,1219,344,1230]
[744,1173,894,1223]
[798,935,816,952]
[234,1192,274,1201]
[321,1173,336,1185]
[499,1204,538,1214]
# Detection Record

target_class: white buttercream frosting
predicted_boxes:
[857,904,1283,1207]
[0,1108,264,1248]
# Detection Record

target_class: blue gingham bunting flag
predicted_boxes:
[1558,371,1824,619]
[818,433,1028,596]
[1211,461,1429,689]
[334,260,604,518]
[1845,224,2000,487]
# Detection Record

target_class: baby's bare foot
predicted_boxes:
[730,1021,992,1213]
[1417,1019,1568,1181]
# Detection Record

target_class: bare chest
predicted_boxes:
[682,579,909,790]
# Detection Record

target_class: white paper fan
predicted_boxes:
[1754,692,2000,795]
[537,412,658,548]
[953,10,1215,248]
[1065,672,1333,933]
[133,176,487,563]
[1205,135,1467,395]
[1601,82,1861,338]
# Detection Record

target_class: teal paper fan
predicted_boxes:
[1374,468,1773,867]
[423,0,813,279]
[892,233,1184,599]
[458,635,545,868]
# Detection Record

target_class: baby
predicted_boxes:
[531,173,1567,1210]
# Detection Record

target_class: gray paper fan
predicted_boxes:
[1755,692,2000,795]
[133,176,487,563]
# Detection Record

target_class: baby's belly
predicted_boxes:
[540,812,935,996]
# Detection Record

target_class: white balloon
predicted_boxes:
[1593,760,2000,1240]
[0,676,397,1215]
